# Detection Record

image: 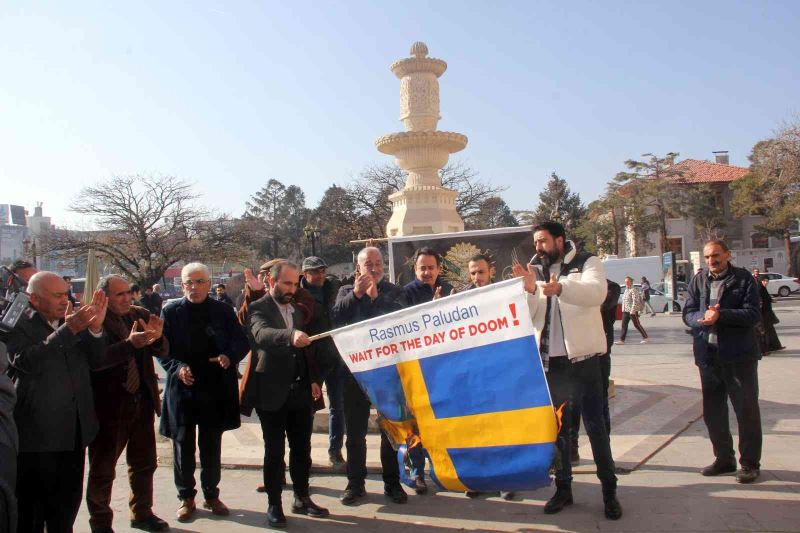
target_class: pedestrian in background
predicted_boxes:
[617,277,649,344]
[640,276,656,316]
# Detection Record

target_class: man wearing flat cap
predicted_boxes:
[299,256,345,467]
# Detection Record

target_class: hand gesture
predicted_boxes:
[65,300,99,334]
[542,274,562,297]
[353,270,371,299]
[178,365,195,386]
[244,268,265,291]
[698,304,721,326]
[512,263,538,294]
[86,290,109,333]
[142,314,164,342]
[128,320,152,348]
[311,382,322,401]
[432,286,442,300]
[365,278,378,300]
[216,354,231,369]
[292,329,311,348]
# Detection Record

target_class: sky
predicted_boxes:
[1,0,798,229]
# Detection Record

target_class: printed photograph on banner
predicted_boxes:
[388,226,535,289]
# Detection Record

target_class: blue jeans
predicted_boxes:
[408,444,426,479]
[324,365,346,454]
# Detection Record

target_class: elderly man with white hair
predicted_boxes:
[157,262,249,523]
[1,271,108,532]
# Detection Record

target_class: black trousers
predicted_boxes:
[343,374,400,489]
[172,423,222,501]
[87,393,157,528]
[620,312,647,341]
[256,386,313,506]
[699,352,762,469]
[16,439,85,533]
[0,441,17,533]
[571,352,612,445]
[547,356,617,489]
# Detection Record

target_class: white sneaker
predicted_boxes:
[640,339,649,344]
[615,340,625,345]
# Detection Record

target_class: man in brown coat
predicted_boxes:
[86,275,170,532]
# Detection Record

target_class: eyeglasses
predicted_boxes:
[182,279,210,287]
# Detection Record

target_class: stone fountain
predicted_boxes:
[376,42,468,237]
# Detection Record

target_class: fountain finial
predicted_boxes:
[410,41,428,58]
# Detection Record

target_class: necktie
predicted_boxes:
[123,316,141,394]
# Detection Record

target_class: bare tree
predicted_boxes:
[346,162,507,237]
[42,175,240,287]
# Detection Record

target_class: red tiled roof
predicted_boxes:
[670,159,749,183]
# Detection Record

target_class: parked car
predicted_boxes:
[619,284,685,313]
[652,281,689,300]
[760,273,800,297]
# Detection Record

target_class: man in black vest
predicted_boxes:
[514,221,621,520]
[683,239,762,483]
[243,261,329,528]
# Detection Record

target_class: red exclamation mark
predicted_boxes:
[509,303,520,326]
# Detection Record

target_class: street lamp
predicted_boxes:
[303,224,321,256]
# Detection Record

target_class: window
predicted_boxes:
[666,237,684,260]
[763,258,774,270]
[750,233,769,249]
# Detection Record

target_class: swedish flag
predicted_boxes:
[332,279,558,492]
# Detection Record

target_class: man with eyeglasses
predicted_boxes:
[158,263,249,523]
[333,246,409,506]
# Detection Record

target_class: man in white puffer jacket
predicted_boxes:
[514,221,621,520]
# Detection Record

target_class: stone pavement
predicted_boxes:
[75,297,800,532]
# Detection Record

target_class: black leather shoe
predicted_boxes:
[701,460,737,476]
[384,484,408,504]
[131,514,169,531]
[267,505,287,529]
[340,486,366,506]
[91,527,115,533]
[603,492,623,520]
[544,485,573,514]
[736,467,760,484]
[292,496,330,518]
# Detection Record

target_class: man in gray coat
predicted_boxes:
[1,272,108,532]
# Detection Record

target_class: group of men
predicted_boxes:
[0,220,767,531]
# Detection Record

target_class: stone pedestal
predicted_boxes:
[376,42,467,237]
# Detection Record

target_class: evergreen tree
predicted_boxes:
[531,172,587,233]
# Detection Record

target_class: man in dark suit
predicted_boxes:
[243,261,329,528]
[86,275,170,532]
[1,271,108,532]
[158,263,249,522]
[333,246,409,506]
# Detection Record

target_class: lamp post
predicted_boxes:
[303,224,321,256]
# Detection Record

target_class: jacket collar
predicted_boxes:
[529,240,577,268]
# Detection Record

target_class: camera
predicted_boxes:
[0,291,33,332]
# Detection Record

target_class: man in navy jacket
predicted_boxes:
[682,239,762,483]
[159,263,249,522]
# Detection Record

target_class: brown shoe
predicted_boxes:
[176,497,195,522]
[203,498,230,516]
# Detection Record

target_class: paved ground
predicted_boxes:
[75,297,800,532]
